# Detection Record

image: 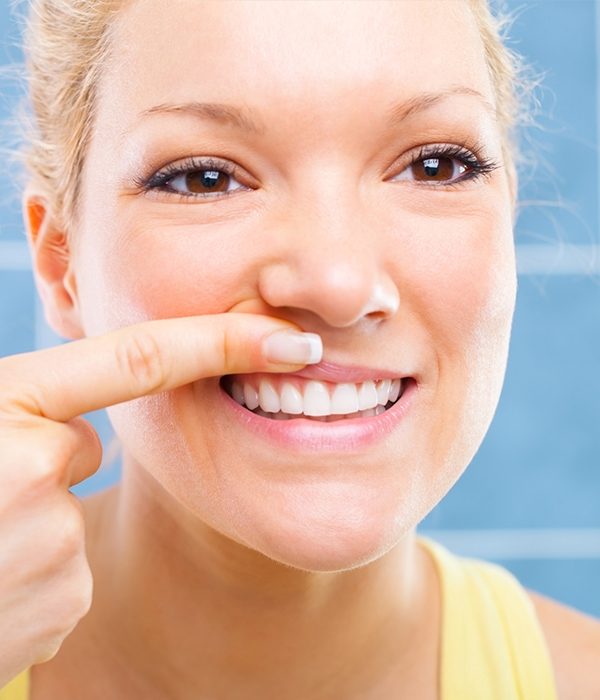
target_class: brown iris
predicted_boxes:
[410,157,457,182]
[185,170,230,194]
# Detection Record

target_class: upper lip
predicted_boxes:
[286,360,404,384]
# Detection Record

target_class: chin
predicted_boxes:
[230,492,412,574]
[255,527,402,574]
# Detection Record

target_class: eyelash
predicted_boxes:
[137,157,243,201]
[135,145,500,202]
[406,143,500,187]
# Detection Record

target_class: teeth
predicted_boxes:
[258,380,280,413]
[376,379,391,405]
[357,381,378,410]
[243,384,259,410]
[231,381,245,405]
[389,378,401,403]
[228,376,404,417]
[280,382,303,414]
[303,380,331,416]
[330,383,359,415]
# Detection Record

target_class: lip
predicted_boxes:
[217,377,418,454]
[268,360,405,384]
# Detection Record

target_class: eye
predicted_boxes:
[167,168,241,196]
[397,156,467,183]
[141,157,251,199]
[391,145,498,186]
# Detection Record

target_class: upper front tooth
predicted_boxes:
[258,380,280,413]
[303,380,331,416]
[280,382,303,414]
[357,381,378,410]
[376,379,391,405]
[330,383,359,415]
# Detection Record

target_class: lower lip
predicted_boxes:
[217,378,418,453]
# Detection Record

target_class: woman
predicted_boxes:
[0,0,598,697]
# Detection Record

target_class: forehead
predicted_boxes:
[101,0,493,126]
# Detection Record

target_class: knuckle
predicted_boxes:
[0,355,55,418]
[219,317,259,374]
[115,330,167,394]
[35,639,64,665]
[22,553,93,667]
[26,430,76,489]
[221,323,241,375]
[44,561,92,634]
[26,461,58,492]
[0,380,41,421]
[64,566,94,625]
[76,569,94,617]
[53,506,85,559]
[34,620,76,664]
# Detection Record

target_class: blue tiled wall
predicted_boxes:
[425,0,600,618]
[1,2,598,617]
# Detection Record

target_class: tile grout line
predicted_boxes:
[419,528,600,560]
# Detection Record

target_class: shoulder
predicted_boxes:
[527,589,600,700]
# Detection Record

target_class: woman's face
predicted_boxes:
[71,0,516,571]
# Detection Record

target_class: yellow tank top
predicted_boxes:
[419,536,558,699]
[0,537,558,699]
[0,672,28,700]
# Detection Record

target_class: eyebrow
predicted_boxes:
[135,101,266,135]
[386,86,496,124]
[131,86,495,136]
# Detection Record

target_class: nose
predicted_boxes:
[257,189,400,329]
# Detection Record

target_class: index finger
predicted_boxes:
[0,314,322,422]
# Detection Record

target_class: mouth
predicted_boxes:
[219,373,412,422]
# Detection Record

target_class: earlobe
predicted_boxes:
[23,189,85,341]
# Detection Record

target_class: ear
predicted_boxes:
[23,187,85,340]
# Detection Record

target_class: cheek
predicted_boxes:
[399,200,516,362]
[402,204,517,472]
[78,221,256,331]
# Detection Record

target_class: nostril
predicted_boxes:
[361,281,400,319]
[365,310,388,322]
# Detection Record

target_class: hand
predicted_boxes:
[0,314,321,684]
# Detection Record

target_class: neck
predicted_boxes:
[82,457,439,699]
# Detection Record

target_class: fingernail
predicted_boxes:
[263,330,323,365]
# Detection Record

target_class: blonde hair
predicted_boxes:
[20,0,120,232]
[19,0,528,232]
